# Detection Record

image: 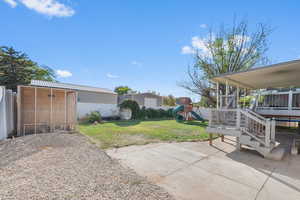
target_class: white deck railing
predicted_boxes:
[209,109,276,147]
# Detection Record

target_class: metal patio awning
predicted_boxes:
[212,59,300,89]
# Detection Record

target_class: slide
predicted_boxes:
[173,105,204,122]
[173,105,184,114]
[190,111,204,121]
[173,105,185,121]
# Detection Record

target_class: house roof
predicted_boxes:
[123,92,161,97]
[211,59,300,89]
[30,80,117,94]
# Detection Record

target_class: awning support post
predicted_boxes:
[236,86,240,108]
[225,80,229,106]
[288,89,293,111]
[216,82,219,109]
[243,88,246,108]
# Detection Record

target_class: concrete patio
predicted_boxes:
[107,137,300,200]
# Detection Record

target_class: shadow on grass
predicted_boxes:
[178,120,208,127]
[111,118,175,127]
[112,120,142,127]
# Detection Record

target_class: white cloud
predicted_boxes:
[131,60,142,67]
[106,73,119,79]
[56,69,72,78]
[200,24,207,29]
[231,35,250,45]
[191,36,211,57]
[3,0,17,7]
[181,46,195,54]
[181,36,212,57]
[182,33,251,57]
[2,0,75,17]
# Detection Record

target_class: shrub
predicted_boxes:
[146,108,159,119]
[119,100,174,120]
[167,108,174,117]
[144,108,174,119]
[138,106,147,119]
[87,111,102,123]
[119,100,140,119]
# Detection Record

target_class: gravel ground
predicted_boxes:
[0,133,174,200]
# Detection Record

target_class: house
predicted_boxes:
[206,59,300,160]
[118,92,163,108]
[30,80,118,120]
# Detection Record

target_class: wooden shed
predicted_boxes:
[17,85,77,136]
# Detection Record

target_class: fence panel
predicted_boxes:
[0,86,16,140]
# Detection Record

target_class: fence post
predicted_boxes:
[0,86,7,140]
[265,119,271,148]
[271,118,276,142]
[208,109,212,127]
[236,109,241,129]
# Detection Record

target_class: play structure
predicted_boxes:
[173,97,204,121]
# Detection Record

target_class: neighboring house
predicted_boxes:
[118,92,163,108]
[30,80,118,119]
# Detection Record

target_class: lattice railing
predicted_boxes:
[209,109,238,128]
[209,109,276,147]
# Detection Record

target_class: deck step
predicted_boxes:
[262,146,286,161]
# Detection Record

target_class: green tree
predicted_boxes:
[114,86,132,95]
[0,46,56,91]
[163,95,176,106]
[179,19,271,106]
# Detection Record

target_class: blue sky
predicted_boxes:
[1,0,300,101]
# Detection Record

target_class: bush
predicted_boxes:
[146,108,159,119]
[119,100,140,119]
[119,100,174,120]
[167,108,174,117]
[138,106,147,119]
[143,108,174,119]
[87,111,102,123]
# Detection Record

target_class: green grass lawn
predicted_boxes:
[79,119,214,149]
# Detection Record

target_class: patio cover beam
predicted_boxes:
[211,59,300,89]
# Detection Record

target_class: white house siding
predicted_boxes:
[192,107,211,120]
[77,91,118,118]
[144,98,157,108]
[77,103,119,118]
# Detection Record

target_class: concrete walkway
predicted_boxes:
[107,137,300,200]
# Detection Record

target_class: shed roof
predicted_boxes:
[212,59,300,89]
[30,80,117,94]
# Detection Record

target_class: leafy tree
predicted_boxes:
[194,96,210,107]
[0,46,56,91]
[179,19,271,106]
[114,86,133,95]
[163,95,176,106]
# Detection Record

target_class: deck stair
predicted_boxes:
[207,109,285,160]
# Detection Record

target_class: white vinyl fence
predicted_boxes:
[192,107,211,120]
[0,86,16,140]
